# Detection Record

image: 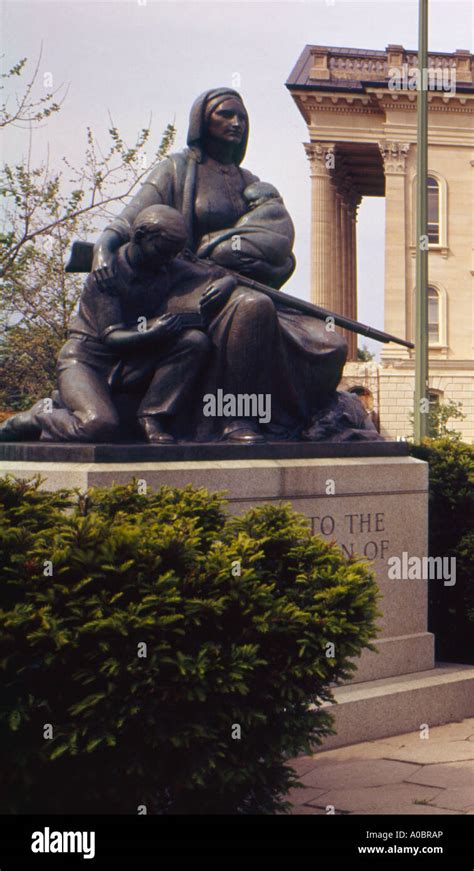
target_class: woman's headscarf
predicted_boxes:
[186,87,249,165]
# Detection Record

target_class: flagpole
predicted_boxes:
[414,0,429,442]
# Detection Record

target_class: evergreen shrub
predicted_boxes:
[0,477,379,814]
[410,438,474,662]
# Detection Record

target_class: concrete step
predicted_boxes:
[319,663,474,750]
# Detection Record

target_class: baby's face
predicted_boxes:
[247,194,271,209]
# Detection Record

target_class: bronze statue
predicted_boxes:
[0,88,386,445]
[92,88,355,443]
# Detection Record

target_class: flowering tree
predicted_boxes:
[0,53,175,409]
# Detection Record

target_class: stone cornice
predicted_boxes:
[374,92,474,113]
[306,126,474,149]
[293,91,474,115]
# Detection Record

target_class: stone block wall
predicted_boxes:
[342,360,474,442]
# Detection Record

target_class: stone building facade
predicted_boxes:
[287,44,474,441]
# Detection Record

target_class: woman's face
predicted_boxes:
[206,98,247,145]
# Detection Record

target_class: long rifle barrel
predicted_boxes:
[213,265,414,350]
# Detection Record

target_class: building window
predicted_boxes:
[428,286,440,344]
[427,177,440,244]
[411,172,447,253]
[412,283,447,348]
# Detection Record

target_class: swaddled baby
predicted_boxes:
[196,181,295,272]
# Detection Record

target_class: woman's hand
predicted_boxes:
[199,276,236,322]
[92,265,116,294]
[91,228,123,272]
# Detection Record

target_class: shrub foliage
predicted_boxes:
[0,477,379,814]
[410,438,474,662]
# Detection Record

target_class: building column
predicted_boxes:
[336,190,349,347]
[346,201,354,319]
[379,141,411,359]
[335,191,344,315]
[342,197,354,358]
[304,142,336,309]
[336,176,359,360]
[343,201,351,318]
[328,175,338,309]
[348,193,361,360]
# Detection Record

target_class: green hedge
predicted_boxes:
[410,439,474,662]
[457,530,474,626]
[0,477,379,814]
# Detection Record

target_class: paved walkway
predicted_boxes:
[286,718,474,815]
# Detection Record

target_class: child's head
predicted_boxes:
[243,182,280,210]
[131,205,188,267]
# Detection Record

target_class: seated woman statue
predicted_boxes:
[90,88,351,444]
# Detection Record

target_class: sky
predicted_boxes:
[2,0,473,355]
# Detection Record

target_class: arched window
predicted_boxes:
[412,283,447,348]
[411,172,447,253]
[428,286,440,344]
[427,177,440,244]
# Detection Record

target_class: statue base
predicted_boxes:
[0,439,408,463]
